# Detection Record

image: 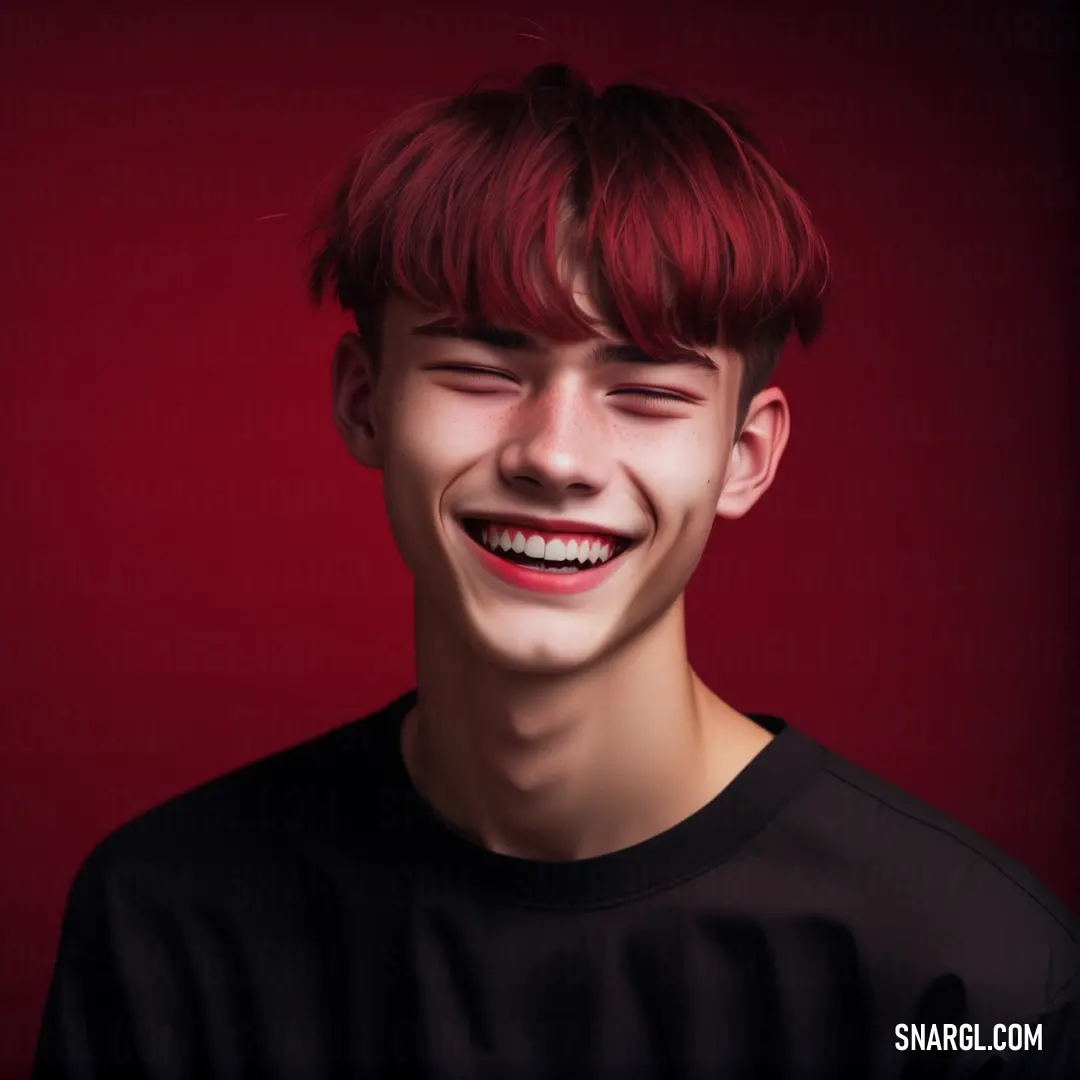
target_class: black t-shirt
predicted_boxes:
[32,688,1078,1079]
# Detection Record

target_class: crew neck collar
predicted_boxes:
[372,687,825,910]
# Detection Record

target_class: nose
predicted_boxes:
[498,379,613,496]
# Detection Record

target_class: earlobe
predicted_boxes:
[331,332,383,470]
[715,443,754,520]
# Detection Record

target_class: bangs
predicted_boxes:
[306,67,830,362]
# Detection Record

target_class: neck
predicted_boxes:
[401,592,772,862]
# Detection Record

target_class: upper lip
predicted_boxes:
[460,513,633,541]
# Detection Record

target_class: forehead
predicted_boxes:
[384,280,610,343]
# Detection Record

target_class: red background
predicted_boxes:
[2,0,1076,1072]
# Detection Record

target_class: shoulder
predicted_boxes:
[779,735,1077,1014]
[67,690,412,912]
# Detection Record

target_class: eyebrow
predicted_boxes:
[410,318,721,376]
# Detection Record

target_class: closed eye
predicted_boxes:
[611,388,691,404]
[430,367,691,405]
[431,364,515,380]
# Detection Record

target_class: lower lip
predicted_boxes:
[462,527,631,595]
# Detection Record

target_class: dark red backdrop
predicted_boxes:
[2,0,1076,1072]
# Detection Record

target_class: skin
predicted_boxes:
[331,275,792,862]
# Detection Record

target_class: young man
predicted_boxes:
[34,64,1076,1079]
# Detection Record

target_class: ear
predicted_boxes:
[715,386,791,521]
[331,331,384,469]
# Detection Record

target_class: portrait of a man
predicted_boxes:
[6,5,1075,1079]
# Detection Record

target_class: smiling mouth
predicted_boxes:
[460,518,634,573]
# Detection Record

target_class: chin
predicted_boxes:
[462,609,618,678]
[477,647,601,678]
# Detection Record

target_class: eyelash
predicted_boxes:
[433,365,689,404]
[617,389,686,403]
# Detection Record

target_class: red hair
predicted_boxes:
[305,63,830,434]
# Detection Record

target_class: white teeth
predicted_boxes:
[544,538,566,561]
[477,521,620,565]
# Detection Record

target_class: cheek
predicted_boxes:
[386,386,501,476]
[408,407,491,462]
[379,393,500,550]
[642,432,729,588]
[630,425,728,515]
